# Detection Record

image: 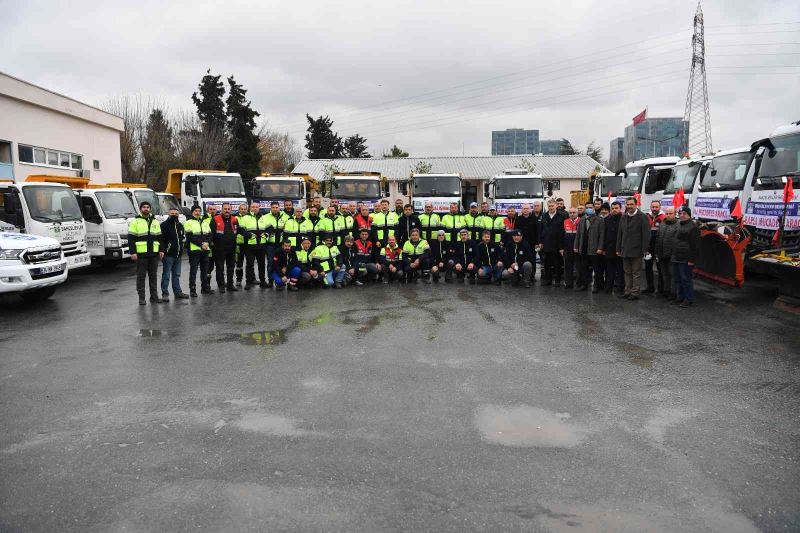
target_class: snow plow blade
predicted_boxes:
[694,226,750,288]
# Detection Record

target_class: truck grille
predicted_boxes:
[22,246,63,264]
[751,228,800,251]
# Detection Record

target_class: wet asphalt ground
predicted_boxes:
[1,261,799,533]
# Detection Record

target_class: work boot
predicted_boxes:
[266,280,274,288]
[201,288,214,295]
[244,283,253,290]
[355,280,364,286]
[161,293,170,301]
[259,280,269,288]
[524,281,532,288]
[679,300,692,308]
[175,293,190,299]
[287,284,299,291]
[138,297,146,306]
[333,282,342,289]
[235,280,242,288]
[218,286,226,294]
[190,290,198,298]
[423,274,431,284]
[150,296,168,303]
[227,284,238,292]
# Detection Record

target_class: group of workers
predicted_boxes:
[127,194,701,308]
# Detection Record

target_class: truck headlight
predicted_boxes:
[104,233,122,248]
[0,249,23,260]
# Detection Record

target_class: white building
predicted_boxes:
[293,155,608,206]
[0,72,123,184]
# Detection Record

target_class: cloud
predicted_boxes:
[2,0,798,158]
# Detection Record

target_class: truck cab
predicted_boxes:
[0,177,91,271]
[592,173,623,202]
[661,156,711,210]
[75,187,138,263]
[250,173,314,212]
[410,173,463,213]
[746,121,800,253]
[156,193,187,223]
[691,148,754,223]
[0,231,68,302]
[486,169,543,214]
[165,169,247,216]
[328,172,387,211]
[617,156,680,208]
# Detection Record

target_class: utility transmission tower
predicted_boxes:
[683,2,713,156]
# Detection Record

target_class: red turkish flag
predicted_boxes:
[784,177,795,204]
[634,192,642,206]
[730,197,742,219]
[607,191,612,204]
[673,188,685,209]
[632,108,647,125]
[773,227,781,246]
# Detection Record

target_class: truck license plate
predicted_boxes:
[34,263,66,275]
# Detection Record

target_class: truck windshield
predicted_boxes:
[334,179,382,199]
[413,176,461,197]
[253,180,302,199]
[700,152,751,191]
[199,175,246,198]
[22,186,83,223]
[664,164,700,193]
[133,190,161,215]
[96,191,137,219]
[158,194,181,214]
[756,133,800,190]
[620,167,644,193]
[494,178,542,199]
[598,175,623,195]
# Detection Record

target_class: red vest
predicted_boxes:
[563,217,578,234]
[355,239,373,255]
[503,216,517,230]
[211,214,238,234]
[648,212,665,229]
[383,245,401,261]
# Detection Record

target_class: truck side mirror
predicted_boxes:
[3,193,15,215]
[483,183,490,197]
[546,182,553,197]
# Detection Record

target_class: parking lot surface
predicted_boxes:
[1,264,798,532]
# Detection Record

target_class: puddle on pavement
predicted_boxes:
[618,341,658,369]
[240,330,288,346]
[715,358,730,367]
[99,288,116,293]
[138,329,163,337]
[474,404,587,448]
[233,412,316,436]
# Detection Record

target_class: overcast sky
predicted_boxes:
[2,0,799,160]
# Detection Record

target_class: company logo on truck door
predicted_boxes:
[494,202,530,215]
[50,222,84,242]
[412,199,453,213]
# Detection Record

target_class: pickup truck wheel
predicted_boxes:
[20,287,56,302]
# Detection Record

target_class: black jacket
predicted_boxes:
[539,210,565,252]
[160,217,185,257]
[472,241,503,266]
[340,246,357,270]
[272,249,299,273]
[429,239,450,265]
[503,240,535,266]
[450,240,476,266]
[397,213,422,244]
[655,218,679,258]
[672,219,701,263]
[617,210,651,258]
[518,214,538,247]
[601,214,621,257]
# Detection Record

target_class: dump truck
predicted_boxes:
[75,185,138,263]
[326,172,387,210]
[410,173,463,213]
[486,169,543,214]
[165,169,247,216]
[616,156,680,208]
[250,173,316,212]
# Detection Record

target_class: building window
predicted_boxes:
[580,179,589,190]
[93,160,100,171]
[17,144,83,170]
[543,179,561,191]
[18,145,34,163]
[0,141,11,164]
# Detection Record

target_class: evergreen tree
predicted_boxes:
[559,138,580,155]
[586,141,603,163]
[382,145,409,158]
[343,134,371,158]
[192,69,226,135]
[142,108,174,190]
[225,76,262,181]
[305,115,343,158]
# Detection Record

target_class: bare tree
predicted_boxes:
[103,94,150,182]
[171,111,228,171]
[258,127,303,173]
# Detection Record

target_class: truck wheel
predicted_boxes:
[20,287,56,302]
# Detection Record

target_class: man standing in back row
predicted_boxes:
[617,197,651,300]
[209,203,239,293]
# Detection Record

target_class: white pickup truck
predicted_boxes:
[0,231,67,301]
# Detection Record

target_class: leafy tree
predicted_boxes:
[382,145,409,158]
[343,134,371,158]
[142,108,174,190]
[305,115,343,159]
[586,141,603,163]
[516,159,537,173]
[410,161,432,175]
[224,76,261,181]
[559,138,581,156]
[192,69,226,135]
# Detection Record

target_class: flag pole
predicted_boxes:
[778,189,788,253]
